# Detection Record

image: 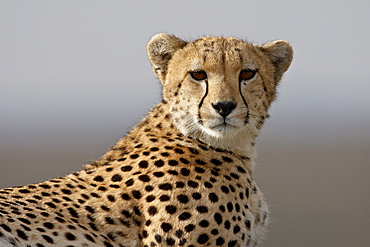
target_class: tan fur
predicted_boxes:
[0,33,292,247]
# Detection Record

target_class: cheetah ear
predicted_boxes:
[147,33,187,83]
[261,40,293,82]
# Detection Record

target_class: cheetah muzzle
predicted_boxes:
[0,33,293,247]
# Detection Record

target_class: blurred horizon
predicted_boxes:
[1,1,369,246]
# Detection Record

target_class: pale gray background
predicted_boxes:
[1,1,369,246]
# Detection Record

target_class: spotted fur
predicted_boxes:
[0,33,293,247]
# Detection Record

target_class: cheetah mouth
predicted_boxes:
[208,119,240,133]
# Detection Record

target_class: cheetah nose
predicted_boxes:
[212,101,237,117]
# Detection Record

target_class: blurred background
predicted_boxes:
[1,1,369,246]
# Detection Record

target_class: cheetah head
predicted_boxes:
[147,33,293,151]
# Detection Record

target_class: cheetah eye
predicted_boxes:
[239,70,257,81]
[190,71,207,81]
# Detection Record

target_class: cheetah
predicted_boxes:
[0,33,293,247]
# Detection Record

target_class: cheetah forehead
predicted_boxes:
[177,37,262,71]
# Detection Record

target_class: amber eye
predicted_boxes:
[239,70,257,81]
[190,71,207,81]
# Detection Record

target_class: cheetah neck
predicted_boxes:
[105,102,257,161]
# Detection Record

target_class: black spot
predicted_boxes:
[237,166,247,173]
[125,179,134,186]
[211,159,222,166]
[228,240,237,247]
[16,229,28,240]
[43,222,54,229]
[121,166,133,172]
[176,181,185,188]
[132,190,142,199]
[154,160,164,167]
[227,202,233,212]
[98,187,106,192]
[85,206,95,213]
[197,233,209,244]
[138,175,150,182]
[221,186,230,194]
[179,158,189,164]
[175,230,183,238]
[148,206,158,215]
[25,213,36,219]
[204,182,213,188]
[42,234,54,244]
[107,195,115,202]
[90,193,100,198]
[18,189,31,194]
[224,220,231,229]
[153,172,164,177]
[192,192,201,200]
[17,218,31,225]
[139,161,149,168]
[209,193,219,202]
[196,206,208,213]
[168,160,178,166]
[188,147,199,154]
[178,212,191,220]
[65,232,76,241]
[85,234,95,242]
[195,167,205,173]
[166,238,175,245]
[105,217,115,224]
[55,217,65,223]
[165,205,177,214]
[195,159,206,165]
[104,241,114,247]
[155,234,162,243]
[184,224,195,232]
[230,173,240,179]
[216,237,225,245]
[121,193,131,200]
[146,195,155,202]
[111,174,122,182]
[93,176,104,182]
[0,224,11,232]
[167,170,178,175]
[160,152,169,157]
[233,225,241,233]
[199,220,209,227]
[39,184,51,189]
[177,194,189,203]
[174,148,184,154]
[180,168,190,176]
[145,185,154,192]
[245,220,251,229]
[161,223,172,232]
[130,154,139,159]
[61,189,72,195]
[159,183,173,190]
[214,213,223,224]
[188,181,199,188]
[159,195,170,201]
[133,206,141,216]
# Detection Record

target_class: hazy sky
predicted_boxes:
[0,1,369,246]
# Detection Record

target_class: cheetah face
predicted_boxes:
[148,34,293,147]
